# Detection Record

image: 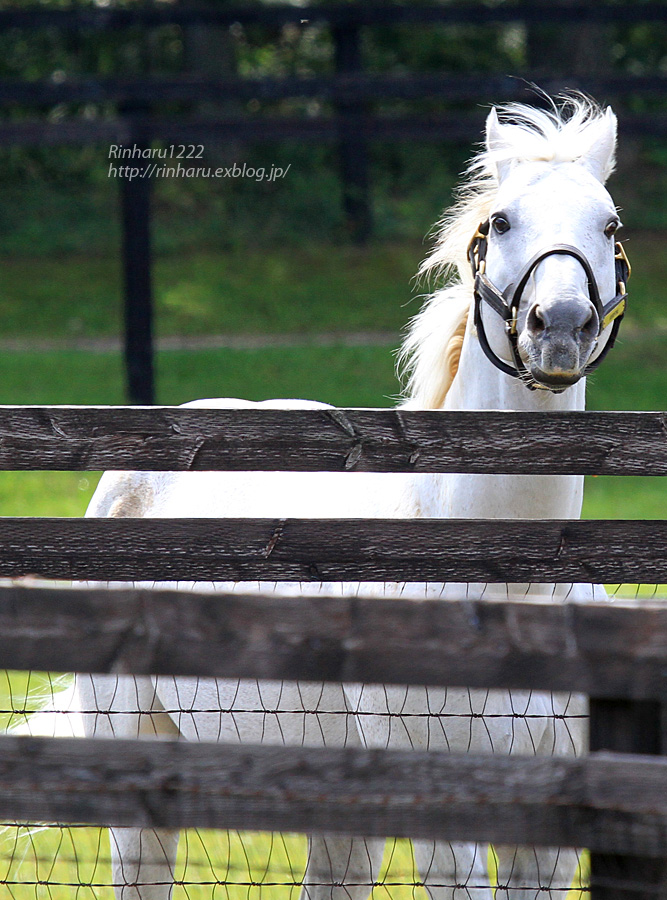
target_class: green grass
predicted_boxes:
[0,823,591,900]
[0,242,423,339]
[155,243,423,337]
[582,476,666,519]
[585,327,667,412]
[0,230,662,341]
[0,670,68,732]
[0,321,663,519]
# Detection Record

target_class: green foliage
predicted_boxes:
[0,4,665,238]
[366,21,525,74]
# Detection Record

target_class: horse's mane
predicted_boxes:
[398,94,615,409]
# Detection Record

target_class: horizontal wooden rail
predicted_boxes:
[0,2,664,29]
[1,736,666,857]
[1,112,667,147]
[2,74,666,107]
[0,407,665,474]
[0,113,484,146]
[0,517,665,583]
[2,584,667,699]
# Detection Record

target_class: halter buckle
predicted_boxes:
[615,240,631,279]
[505,315,518,337]
[467,221,490,278]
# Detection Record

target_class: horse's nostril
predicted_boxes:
[527,305,546,335]
[581,306,598,338]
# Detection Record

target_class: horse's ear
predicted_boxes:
[485,107,514,184]
[577,106,617,184]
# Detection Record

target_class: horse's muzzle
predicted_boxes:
[520,297,599,389]
[468,223,630,391]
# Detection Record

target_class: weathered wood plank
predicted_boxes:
[0,407,664,474]
[1,737,667,858]
[590,698,667,899]
[3,584,667,700]
[0,517,664,583]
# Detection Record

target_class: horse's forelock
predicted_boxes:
[419,95,614,289]
[479,95,616,181]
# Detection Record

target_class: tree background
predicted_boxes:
[0,0,665,257]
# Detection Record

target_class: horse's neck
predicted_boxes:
[428,322,586,521]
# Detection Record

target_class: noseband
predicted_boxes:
[468,219,630,391]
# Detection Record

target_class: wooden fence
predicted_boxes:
[2,3,667,403]
[0,405,666,897]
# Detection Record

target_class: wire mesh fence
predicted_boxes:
[3,580,665,899]
[0,826,591,899]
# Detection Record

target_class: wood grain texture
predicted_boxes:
[0,407,664,474]
[3,584,667,700]
[1,736,667,857]
[590,698,666,898]
[0,516,664,583]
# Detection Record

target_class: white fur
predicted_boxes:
[76,96,619,900]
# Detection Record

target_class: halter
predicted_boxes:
[468,219,630,391]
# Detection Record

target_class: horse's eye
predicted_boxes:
[492,215,511,235]
[604,219,621,238]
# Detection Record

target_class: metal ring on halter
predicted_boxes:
[467,220,630,391]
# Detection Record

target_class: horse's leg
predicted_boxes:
[151,675,384,900]
[107,829,180,900]
[302,834,384,900]
[300,680,384,900]
[493,691,587,899]
[346,683,501,900]
[76,673,181,900]
[412,840,492,900]
[493,845,583,900]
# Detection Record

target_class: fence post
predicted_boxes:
[332,22,371,244]
[119,109,155,406]
[589,699,667,898]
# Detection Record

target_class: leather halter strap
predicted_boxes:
[468,220,630,391]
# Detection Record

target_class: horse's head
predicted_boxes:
[470,102,629,392]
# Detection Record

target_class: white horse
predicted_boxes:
[77,96,627,899]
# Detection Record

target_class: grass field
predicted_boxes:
[0,323,663,519]
[1,231,665,340]
[0,824,590,900]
